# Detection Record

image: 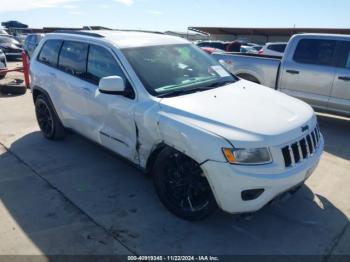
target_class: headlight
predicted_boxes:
[222,147,272,165]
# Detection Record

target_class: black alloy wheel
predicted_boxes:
[153,148,218,221]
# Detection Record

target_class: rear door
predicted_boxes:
[55,40,91,134]
[329,40,350,115]
[279,38,337,109]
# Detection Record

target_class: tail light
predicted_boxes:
[258,49,264,55]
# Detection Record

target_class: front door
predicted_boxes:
[55,40,92,134]
[83,44,138,162]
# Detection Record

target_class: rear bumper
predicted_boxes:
[202,136,324,214]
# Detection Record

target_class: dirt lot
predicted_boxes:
[0,62,349,259]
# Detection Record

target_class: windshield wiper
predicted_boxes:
[158,80,237,98]
[206,80,236,88]
[158,87,210,98]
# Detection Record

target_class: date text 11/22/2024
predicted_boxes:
[127,256,220,261]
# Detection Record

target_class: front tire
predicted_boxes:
[153,147,218,221]
[35,94,66,140]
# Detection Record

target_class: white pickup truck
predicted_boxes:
[213,34,350,117]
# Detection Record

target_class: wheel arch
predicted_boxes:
[236,72,261,84]
[32,86,61,122]
[145,142,206,174]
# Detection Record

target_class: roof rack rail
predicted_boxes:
[53,30,105,38]
[116,29,165,35]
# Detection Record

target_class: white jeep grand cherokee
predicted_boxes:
[30,31,324,220]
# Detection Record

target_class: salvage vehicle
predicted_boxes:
[213,34,350,117]
[30,31,324,220]
[24,33,45,59]
[0,48,7,79]
[0,35,22,60]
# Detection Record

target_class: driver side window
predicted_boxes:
[86,45,127,85]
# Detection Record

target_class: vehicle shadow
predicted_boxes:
[0,130,348,256]
[317,113,350,161]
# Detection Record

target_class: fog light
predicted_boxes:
[241,189,264,201]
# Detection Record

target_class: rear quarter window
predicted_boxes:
[38,40,63,67]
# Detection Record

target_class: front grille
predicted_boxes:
[281,124,321,168]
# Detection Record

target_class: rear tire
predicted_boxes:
[153,147,218,221]
[35,94,66,140]
[0,85,26,95]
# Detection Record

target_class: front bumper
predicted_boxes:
[202,136,324,214]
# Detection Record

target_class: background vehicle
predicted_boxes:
[196,40,229,51]
[0,28,9,35]
[24,33,44,59]
[16,34,28,45]
[0,48,7,79]
[30,31,323,221]
[0,35,22,60]
[200,46,224,54]
[240,45,258,53]
[258,42,287,56]
[213,34,350,117]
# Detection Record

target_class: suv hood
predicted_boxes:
[158,80,315,147]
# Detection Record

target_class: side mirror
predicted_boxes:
[98,76,126,95]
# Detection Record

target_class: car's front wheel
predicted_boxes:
[153,147,218,221]
[35,94,66,140]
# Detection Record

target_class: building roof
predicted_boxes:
[188,27,350,36]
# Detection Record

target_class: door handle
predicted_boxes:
[338,76,350,82]
[286,70,300,75]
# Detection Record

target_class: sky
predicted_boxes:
[0,0,349,32]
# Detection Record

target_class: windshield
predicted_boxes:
[122,44,237,97]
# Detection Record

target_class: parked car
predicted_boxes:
[30,31,323,220]
[196,40,229,51]
[248,44,263,52]
[200,46,223,54]
[240,45,258,53]
[0,28,9,35]
[16,34,28,45]
[0,48,7,79]
[258,42,287,56]
[24,33,44,59]
[213,34,350,117]
[0,35,22,60]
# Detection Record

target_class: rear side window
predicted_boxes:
[268,44,286,53]
[38,40,62,67]
[293,39,336,66]
[86,44,127,84]
[58,41,88,77]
